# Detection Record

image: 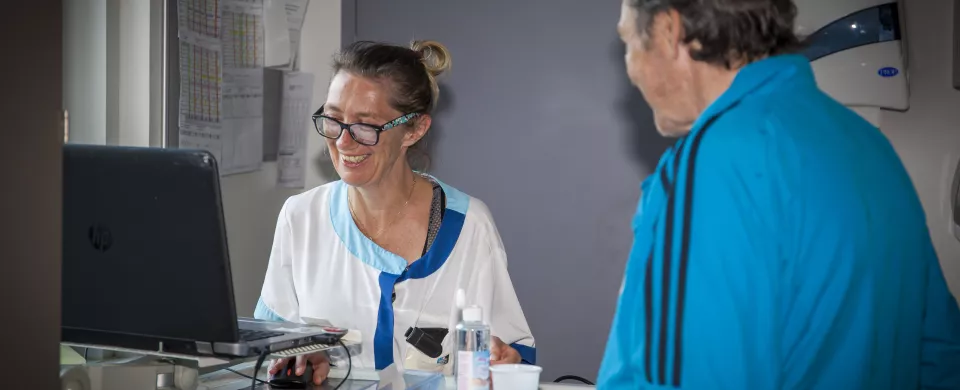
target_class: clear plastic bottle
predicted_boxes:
[451,288,467,378]
[455,305,491,390]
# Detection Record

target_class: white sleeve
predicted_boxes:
[254,199,300,323]
[476,224,537,364]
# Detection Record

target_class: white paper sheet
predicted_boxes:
[179,123,224,164]
[262,0,308,69]
[284,0,309,70]
[220,69,265,175]
[218,0,266,176]
[277,71,315,188]
[177,0,224,161]
[264,0,292,67]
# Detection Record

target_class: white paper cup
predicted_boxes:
[490,364,543,390]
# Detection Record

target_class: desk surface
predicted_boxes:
[201,379,593,390]
[63,343,595,390]
[198,365,595,390]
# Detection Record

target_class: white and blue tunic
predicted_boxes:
[254,175,535,371]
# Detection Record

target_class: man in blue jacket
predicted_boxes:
[599,0,960,388]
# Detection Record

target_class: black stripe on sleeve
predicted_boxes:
[656,138,689,385]
[670,107,736,387]
[643,249,654,384]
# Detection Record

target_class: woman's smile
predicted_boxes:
[339,153,371,168]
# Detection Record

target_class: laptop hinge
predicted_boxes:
[195,342,214,355]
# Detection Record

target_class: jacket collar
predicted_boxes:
[689,54,814,132]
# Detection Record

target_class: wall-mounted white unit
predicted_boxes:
[795,0,909,112]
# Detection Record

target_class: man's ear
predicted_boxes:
[403,115,432,147]
[651,9,684,60]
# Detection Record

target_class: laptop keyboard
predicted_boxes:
[239,329,284,341]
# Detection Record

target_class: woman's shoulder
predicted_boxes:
[281,180,341,216]
[430,178,508,263]
[427,175,496,227]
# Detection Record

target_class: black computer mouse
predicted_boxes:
[269,359,313,389]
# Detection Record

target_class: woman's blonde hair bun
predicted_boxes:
[411,40,452,77]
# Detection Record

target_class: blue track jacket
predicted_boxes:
[598,55,960,390]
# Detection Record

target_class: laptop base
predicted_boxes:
[61,340,363,390]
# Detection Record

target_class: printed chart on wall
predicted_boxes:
[177,0,266,176]
[220,0,265,175]
[278,71,314,188]
[177,0,223,165]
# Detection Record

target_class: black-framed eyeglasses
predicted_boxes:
[311,105,421,146]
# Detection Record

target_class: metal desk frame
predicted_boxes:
[60,340,362,390]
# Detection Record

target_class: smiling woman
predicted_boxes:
[254,40,536,385]
[320,40,449,190]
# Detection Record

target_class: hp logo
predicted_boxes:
[88,224,113,252]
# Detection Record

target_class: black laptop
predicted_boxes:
[61,144,346,357]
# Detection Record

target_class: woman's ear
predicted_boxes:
[403,115,432,147]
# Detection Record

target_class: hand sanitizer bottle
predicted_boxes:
[455,305,491,390]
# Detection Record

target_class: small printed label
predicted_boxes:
[878,67,899,78]
[457,351,490,390]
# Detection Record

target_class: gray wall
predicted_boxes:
[344,0,672,380]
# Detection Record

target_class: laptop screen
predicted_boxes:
[61,145,240,347]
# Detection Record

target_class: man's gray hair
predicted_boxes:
[629,0,801,68]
